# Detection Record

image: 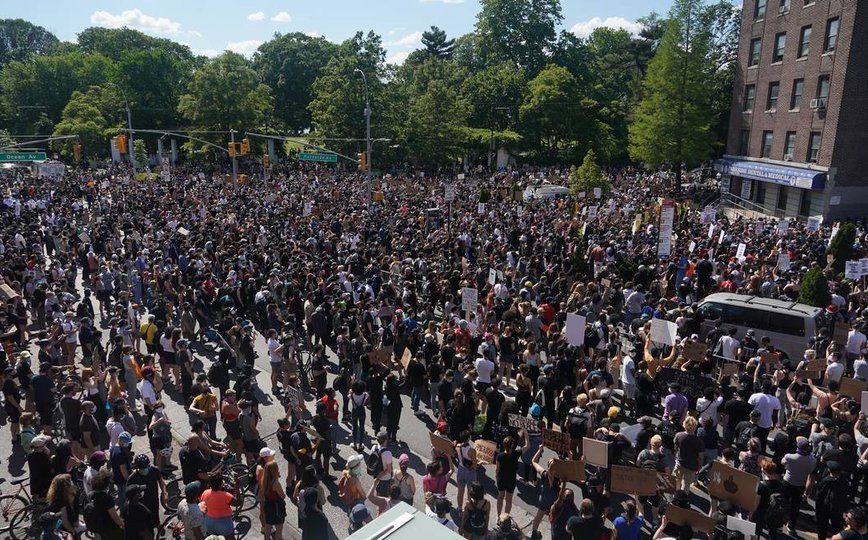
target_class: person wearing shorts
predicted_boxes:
[494,436,524,516]
[200,476,237,538]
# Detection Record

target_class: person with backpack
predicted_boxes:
[348,381,369,451]
[734,409,762,452]
[816,461,849,540]
[564,395,593,457]
[752,459,786,539]
[461,482,491,540]
[739,437,763,477]
[368,430,394,496]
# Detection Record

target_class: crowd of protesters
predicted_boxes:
[0,158,867,540]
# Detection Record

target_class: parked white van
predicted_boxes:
[695,293,823,360]
[523,183,570,201]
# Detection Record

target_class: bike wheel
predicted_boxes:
[9,503,41,540]
[0,495,28,533]
[163,477,182,513]
[229,463,252,493]
[235,491,258,512]
[158,512,185,540]
[234,513,253,539]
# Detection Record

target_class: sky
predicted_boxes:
[6,1,680,65]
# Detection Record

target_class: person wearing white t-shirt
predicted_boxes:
[748,381,780,453]
[371,431,394,496]
[716,327,739,360]
[824,353,846,386]
[620,354,637,414]
[846,327,867,362]
[475,356,495,386]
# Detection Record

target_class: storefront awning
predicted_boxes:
[714,158,826,190]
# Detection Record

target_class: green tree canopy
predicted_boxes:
[475,0,563,74]
[421,26,455,58]
[178,52,273,132]
[52,85,125,158]
[77,27,197,64]
[798,267,831,308]
[570,149,610,196]
[0,19,60,67]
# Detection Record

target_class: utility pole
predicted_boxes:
[230,129,238,187]
[126,103,136,174]
[355,68,372,206]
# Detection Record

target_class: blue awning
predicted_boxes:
[714,158,826,190]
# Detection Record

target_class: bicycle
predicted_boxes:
[158,510,252,540]
[0,477,32,535]
[8,494,47,539]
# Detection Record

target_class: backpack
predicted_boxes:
[207,362,229,389]
[735,424,756,451]
[585,325,601,349]
[812,436,835,461]
[566,408,590,440]
[366,447,385,477]
[740,453,761,476]
[466,501,489,535]
[19,427,36,453]
[765,492,790,527]
[82,495,101,532]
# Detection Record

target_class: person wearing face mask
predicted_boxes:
[189,384,218,439]
[338,454,366,507]
[27,434,53,501]
[147,400,173,474]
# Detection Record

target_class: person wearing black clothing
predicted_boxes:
[722,388,754,447]
[384,374,403,441]
[816,461,849,540]
[484,379,506,439]
[27,435,53,499]
[122,485,155,540]
[368,366,385,434]
[127,454,166,528]
[310,403,333,478]
[406,356,427,412]
[537,365,556,428]
[2,367,22,443]
[635,417,656,454]
[752,460,785,539]
[494,436,524,516]
[550,487,580,540]
[581,477,610,520]
[566,499,605,540]
[31,362,56,434]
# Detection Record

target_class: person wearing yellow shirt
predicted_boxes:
[140,314,159,355]
[189,386,219,439]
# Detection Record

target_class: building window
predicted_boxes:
[803,0,814,6]
[783,131,796,159]
[798,25,812,58]
[777,185,788,210]
[825,18,839,51]
[749,38,762,66]
[790,79,804,110]
[767,81,780,111]
[779,0,791,13]
[755,0,768,19]
[761,131,774,158]
[739,130,751,155]
[817,74,830,100]
[773,32,786,62]
[755,181,767,205]
[744,85,756,112]
[807,131,821,162]
[799,190,811,216]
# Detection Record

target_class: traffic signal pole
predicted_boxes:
[230,129,238,187]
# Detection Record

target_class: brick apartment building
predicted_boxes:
[715,0,868,220]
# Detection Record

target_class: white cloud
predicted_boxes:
[90,9,182,35]
[420,0,465,4]
[570,16,644,39]
[387,31,423,47]
[188,30,203,38]
[227,40,264,57]
[270,11,292,23]
[247,11,265,21]
[386,51,411,65]
[388,27,406,36]
[193,48,221,58]
[304,31,323,38]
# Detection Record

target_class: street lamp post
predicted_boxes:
[489,106,510,171]
[354,68,372,206]
[108,83,136,173]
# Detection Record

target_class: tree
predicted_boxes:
[461,62,525,130]
[827,222,856,274]
[421,26,455,58]
[115,48,194,129]
[0,19,59,67]
[77,27,197,64]
[52,86,125,158]
[0,129,15,149]
[133,139,147,169]
[798,267,831,308]
[177,52,273,133]
[570,149,611,196]
[253,33,338,134]
[629,0,717,190]
[475,0,563,74]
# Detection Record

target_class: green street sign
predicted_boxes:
[298,152,338,163]
[0,152,47,162]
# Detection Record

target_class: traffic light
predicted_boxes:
[357,152,366,171]
[228,143,236,158]
[262,154,270,168]
[116,135,128,154]
[73,143,82,162]
[240,138,250,155]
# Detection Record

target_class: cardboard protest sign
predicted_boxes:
[805,359,828,371]
[549,459,585,483]
[368,349,391,366]
[833,322,850,345]
[600,278,611,289]
[658,472,677,493]
[795,370,821,380]
[650,319,678,346]
[284,385,302,412]
[474,440,497,464]
[727,515,757,539]
[846,261,863,280]
[543,428,572,454]
[709,460,759,511]
[461,287,478,312]
[508,414,538,432]
[655,368,715,399]
[682,342,708,362]
[0,284,20,300]
[582,437,609,468]
[760,351,779,365]
[720,361,740,377]
[610,465,658,496]
[400,348,412,370]
[78,232,91,243]
[430,432,455,457]
[840,377,868,401]
[564,313,586,347]
[667,505,717,536]
[488,268,496,286]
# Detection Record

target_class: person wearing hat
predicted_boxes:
[348,502,372,534]
[337,454,366,507]
[111,431,134,510]
[122,483,155,540]
[177,481,205,540]
[83,450,107,498]
[781,437,818,535]
[27,434,53,501]
[128,453,168,528]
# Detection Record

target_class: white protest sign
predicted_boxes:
[846,260,863,280]
[688,240,696,253]
[717,228,725,245]
[727,515,756,539]
[488,268,496,286]
[861,258,868,277]
[461,287,478,313]
[457,173,465,180]
[777,253,791,271]
[650,318,678,346]
[806,216,822,231]
[708,224,715,239]
[565,313,586,347]
[755,221,765,235]
[444,184,456,202]
[657,199,675,258]
[587,205,598,220]
[777,220,789,235]
[478,202,485,215]
[736,243,746,262]
[863,392,868,415]
[593,187,602,199]
[578,191,586,200]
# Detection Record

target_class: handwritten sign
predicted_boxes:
[709,460,759,511]
[720,361,739,377]
[610,465,658,496]
[805,359,828,371]
[650,319,677,346]
[400,348,412,370]
[582,437,610,468]
[549,459,585,484]
[667,504,717,536]
[564,313,586,347]
[508,414,538,432]
[543,428,571,454]
[368,349,391,366]
[795,370,821,380]
[429,432,455,457]
[284,385,302,413]
[682,342,708,362]
[0,284,20,300]
[474,439,497,465]
[840,377,868,402]
[461,287,478,313]
[833,322,850,345]
[488,268,496,286]
[760,351,779,365]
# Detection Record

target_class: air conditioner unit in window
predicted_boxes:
[810,98,827,110]
[783,154,793,161]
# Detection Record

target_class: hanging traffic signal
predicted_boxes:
[73,143,83,162]
[240,138,250,155]
[228,143,236,158]
[262,154,270,168]
[357,152,366,171]
[116,135,128,154]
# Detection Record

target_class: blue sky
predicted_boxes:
[7,1,679,64]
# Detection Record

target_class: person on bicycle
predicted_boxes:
[127,454,168,529]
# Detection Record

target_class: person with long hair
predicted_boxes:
[47,474,84,538]
[258,459,287,540]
